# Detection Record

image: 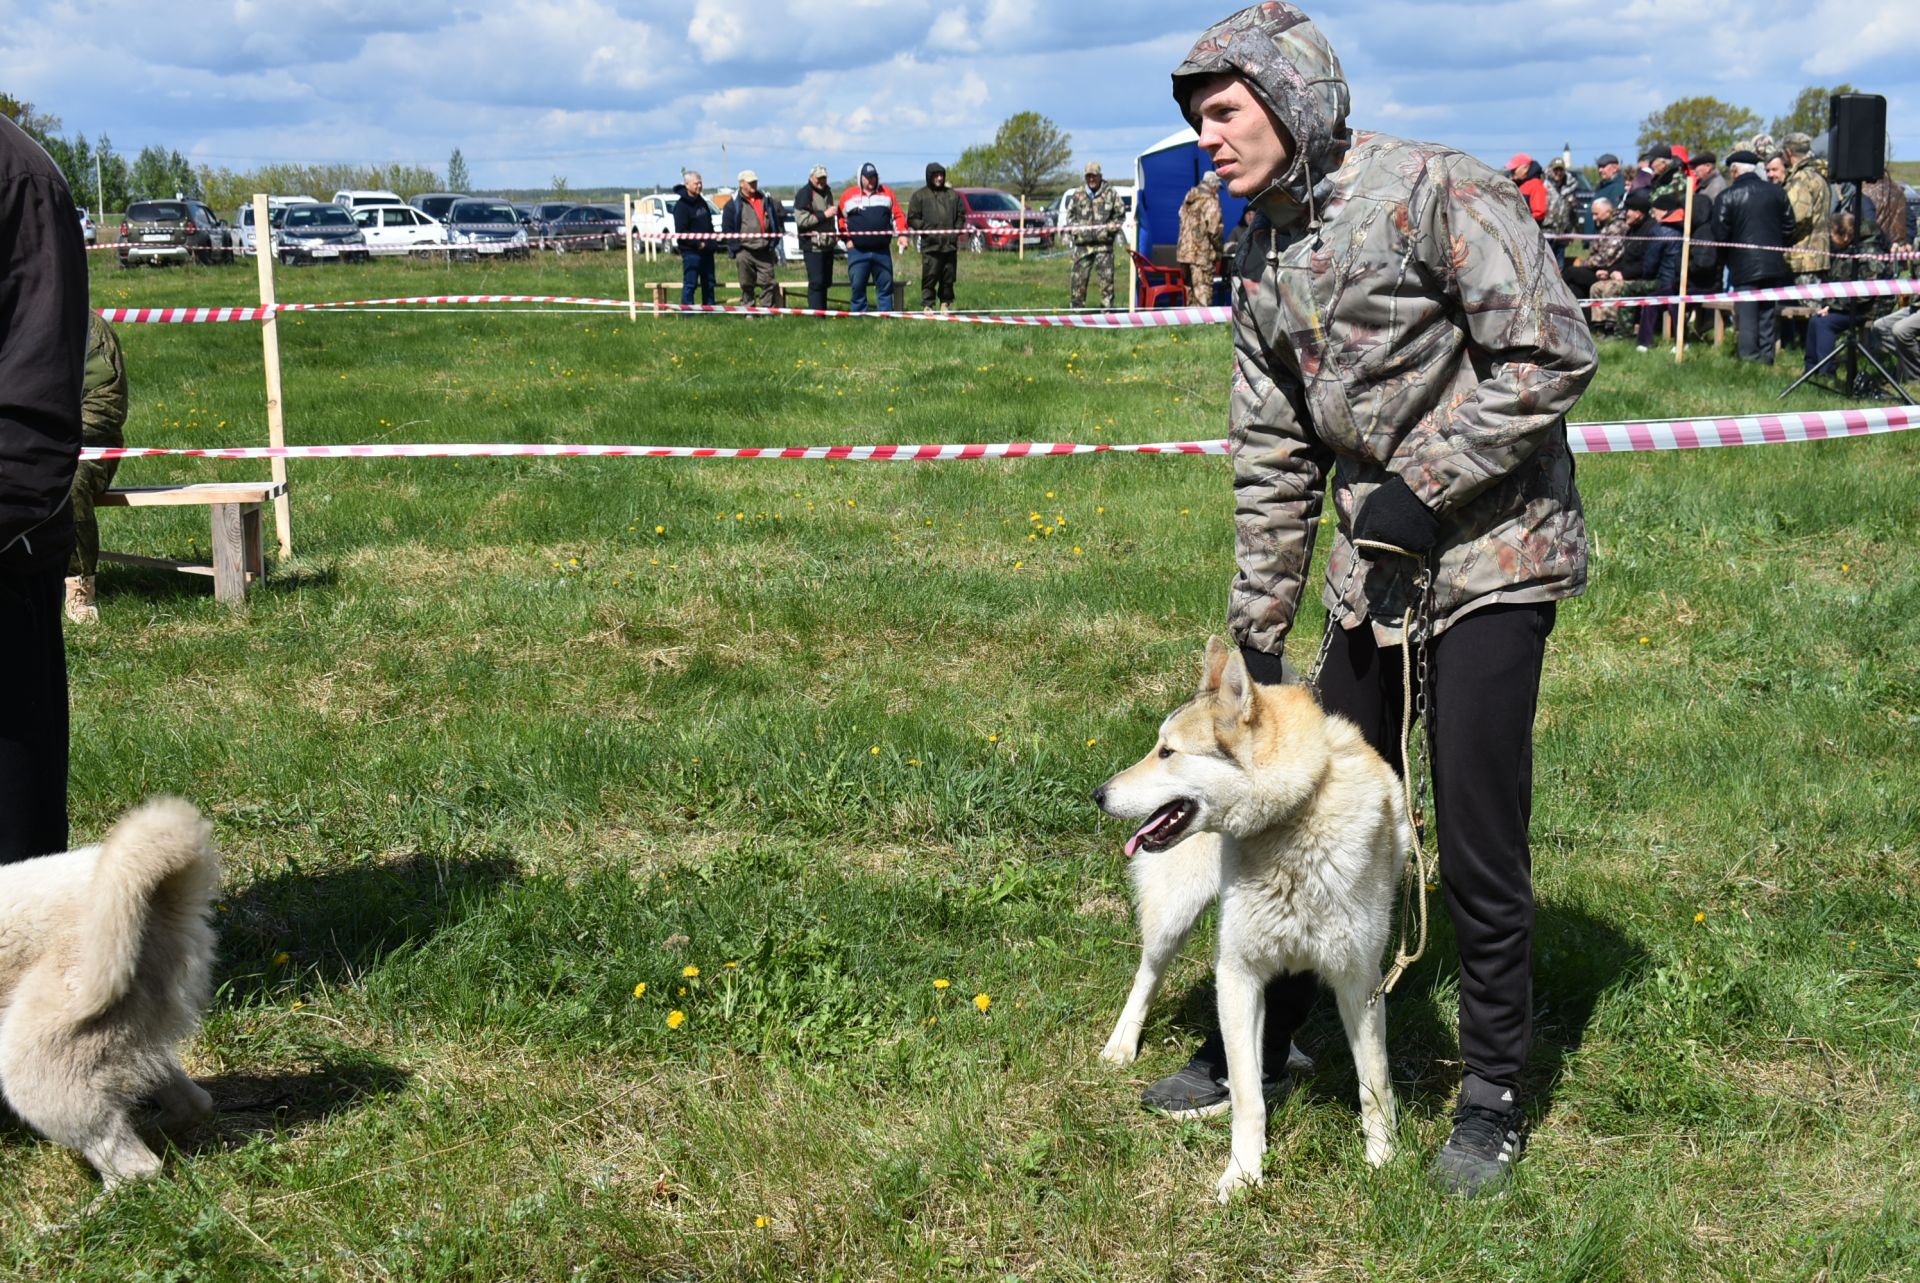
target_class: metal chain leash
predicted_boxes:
[1304,538,1436,1005]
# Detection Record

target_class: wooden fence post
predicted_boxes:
[624,193,638,321]
[253,193,292,558]
[1676,178,1697,364]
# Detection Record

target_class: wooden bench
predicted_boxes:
[97,480,286,605]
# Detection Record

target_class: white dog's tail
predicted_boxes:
[72,797,219,1020]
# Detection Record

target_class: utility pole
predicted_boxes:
[95,152,103,222]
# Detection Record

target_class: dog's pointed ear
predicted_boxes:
[1219,644,1257,723]
[1201,636,1232,693]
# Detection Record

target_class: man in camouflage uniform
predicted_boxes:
[1646,143,1686,201]
[1782,132,1831,285]
[1176,170,1226,301]
[1065,161,1125,308]
[65,311,127,624]
[1147,3,1597,1199]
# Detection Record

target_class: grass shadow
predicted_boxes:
[176,1053,413,1155]
[1159,898,1645,1120]
[220,854,518,989]
[95,559,338,610]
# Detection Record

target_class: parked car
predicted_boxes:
[333,188,404,210]
[350,203,450,255]
[78,207,95,245]
[117,198,237,267]
[546,204,626,251]
[410,192,469,223]
[234,195,321,255]
[443,199,532,259]
[525,200,576,243]
[954,188,1054,251]
[271,202,371,265]
[629,190,721,253]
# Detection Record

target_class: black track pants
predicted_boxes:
[0,570,69,863]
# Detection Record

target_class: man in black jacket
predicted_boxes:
[1711,150,1795,364]
[672,171,716,306]
[0,115,87,863]
[907,163,965,312]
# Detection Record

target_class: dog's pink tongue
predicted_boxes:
[1124,819,1155,859]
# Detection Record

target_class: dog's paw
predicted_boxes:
[1364,1136,1396,1169]
[1098,1037,1138,1067]
[1215,1160,1262,1203]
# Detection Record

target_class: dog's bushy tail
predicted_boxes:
[72,797,219,1020]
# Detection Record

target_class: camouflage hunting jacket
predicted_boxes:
[1586,215,1630,271]
[1064,183,1125,249]
[1172,4,1595,653]
[1177,184,1225,265]
[1786,157,1832,275]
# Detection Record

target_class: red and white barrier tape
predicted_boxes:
[642,223,1120,243]
[96,298,1232,328]
[77,405,1920,464]
[1547,230,1920,263]
[1582,276,1920,310]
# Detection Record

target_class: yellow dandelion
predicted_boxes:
[1086,738,1098,747]
[724,961,739,969]
[633,982,648,998]
[974,993,992,1013]
[291,1001,305,1010]
[655,525,665,534]
[1046,491,1055,499]
[987,734,999,743]
[870,745,881,755]
[933,978,951,990]
[272,952,290,967]
[755,1215,769,1229]
[1639,636,1650,645]
[1096,506,1105,514]
[667,1010,686,1030]
[683,964,700,978]
[1693,912,1706,924]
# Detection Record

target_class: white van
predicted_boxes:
[234,195,321,255]
[333,188,405,210]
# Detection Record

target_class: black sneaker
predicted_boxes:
[1430,1098,1528,1197]
[1140,1043,1312,1119]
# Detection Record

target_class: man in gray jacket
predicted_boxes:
[1139,4,1597,1198]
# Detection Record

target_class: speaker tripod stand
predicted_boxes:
[1778,308,1919,405]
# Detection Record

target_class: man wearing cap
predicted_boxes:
[1782,132,1831,284]
[907,162,966,312]
[1689,151,1727,202]
[1711,150,1795,363]
[1064,162,1125,309]
[1647,144,1685,201]
[1159,4,1596,1199]
[1175,170,1225,302]
[793,165,840,310]
[1592,154,1625,209]
[720,171,784,308]
[1543,157,1580,268]
[1506,153,1548,223]
[836,162,909,313]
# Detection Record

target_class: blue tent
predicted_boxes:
[1133,128,1246,262]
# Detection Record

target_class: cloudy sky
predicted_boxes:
[3,0,1917,192]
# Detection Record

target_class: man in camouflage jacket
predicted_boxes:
[1782,133,1831,280]
[1064,162,1126,308]
[1146,2,1597,1198]
[1176,171,1226,301]
[65,311,127,624]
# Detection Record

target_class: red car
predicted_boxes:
[953,188,1054,251]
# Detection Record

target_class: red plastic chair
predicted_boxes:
[1129,249,1189,308]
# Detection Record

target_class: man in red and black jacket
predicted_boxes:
[836,162,908,313]
[0,114,87,862]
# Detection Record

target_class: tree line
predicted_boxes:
[1636,83,1887,158]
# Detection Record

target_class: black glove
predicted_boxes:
[1351,475,1440,559]
[1238,643,1291,686]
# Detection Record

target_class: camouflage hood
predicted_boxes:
[1171,3,1351,222]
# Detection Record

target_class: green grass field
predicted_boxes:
[4,249,1916,1281]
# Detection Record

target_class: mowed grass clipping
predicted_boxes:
[3,249,1914,1281]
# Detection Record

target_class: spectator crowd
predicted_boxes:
[1526,134,1916,388]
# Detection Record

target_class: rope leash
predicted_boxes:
[1308,538,1435,1005]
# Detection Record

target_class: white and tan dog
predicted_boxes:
[1095,639,1411,1200]
[0,798,219,1186]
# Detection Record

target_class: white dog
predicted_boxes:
[1095,640,1411,1200]
[0,798,220,1185]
